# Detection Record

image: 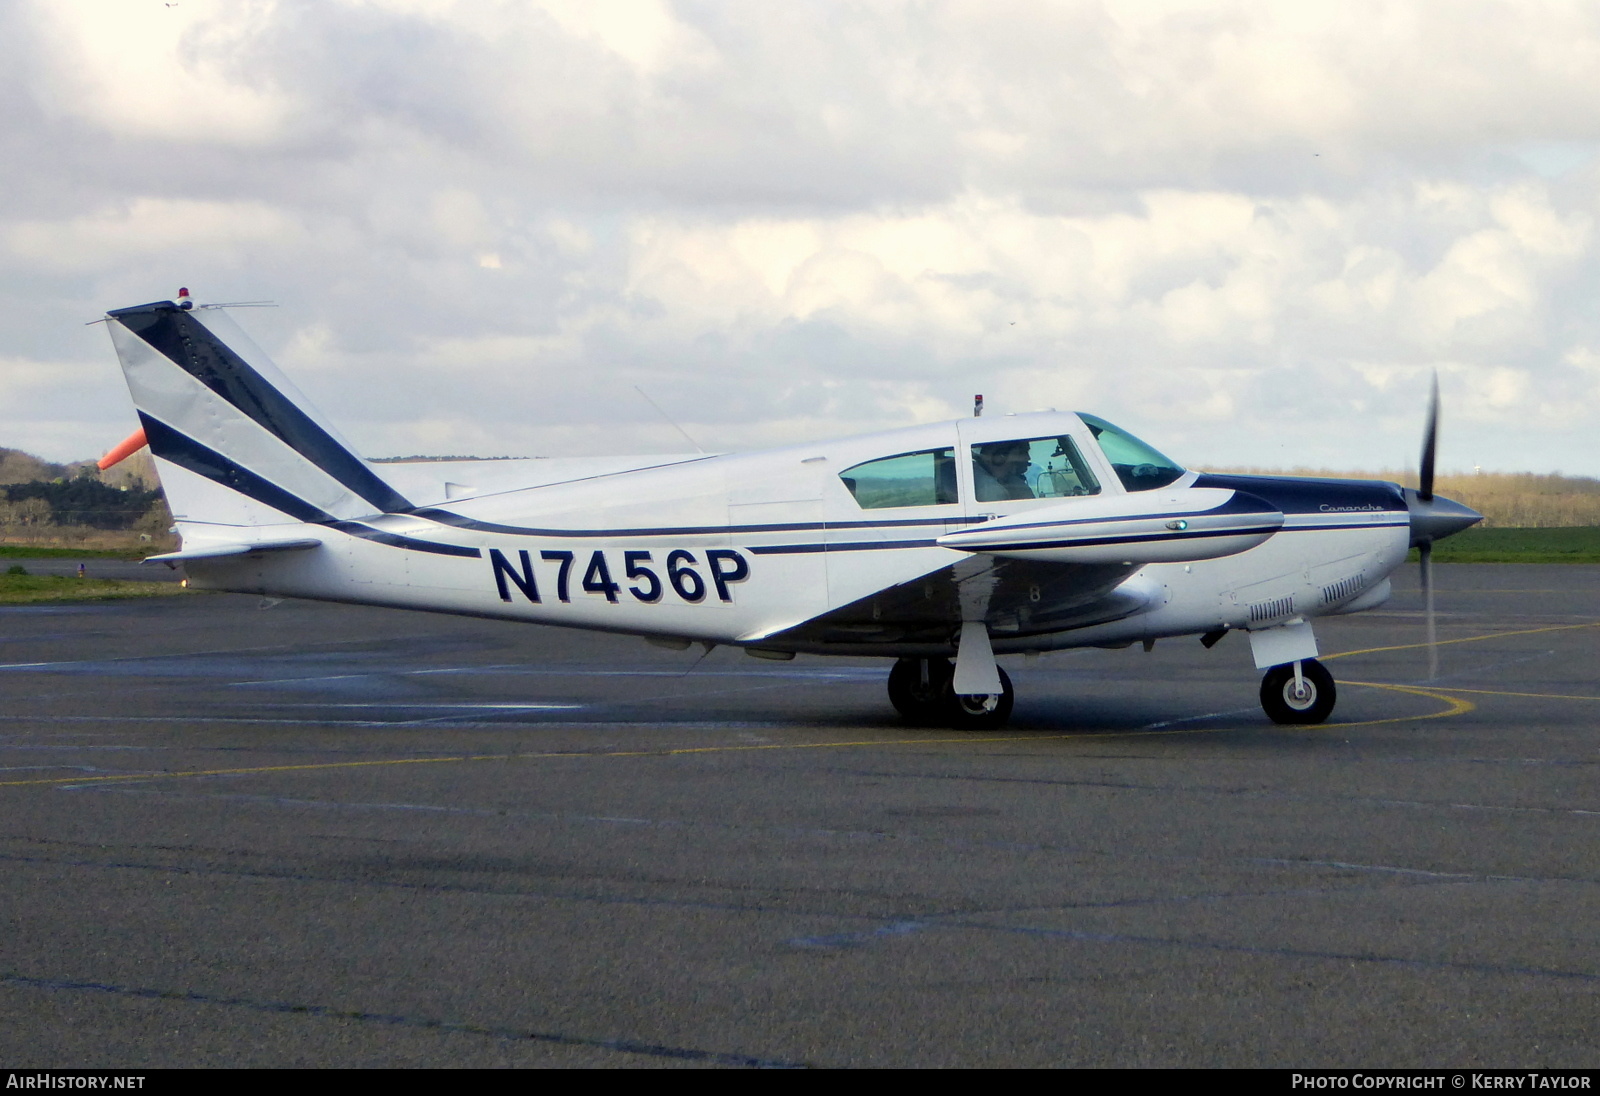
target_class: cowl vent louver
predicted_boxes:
[1321,574,1365,606]
[1249,595,1295,623]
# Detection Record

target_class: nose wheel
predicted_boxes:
[1260,658,1336,724]
[888,657,1015,729]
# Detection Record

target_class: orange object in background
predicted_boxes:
[98,427,148,470]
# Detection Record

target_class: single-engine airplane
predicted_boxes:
[101,290,1481,729]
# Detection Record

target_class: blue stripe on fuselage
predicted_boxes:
[1190,473,1407,515]
[139,414,478,558]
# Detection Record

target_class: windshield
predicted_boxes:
[1077,413,1186,492]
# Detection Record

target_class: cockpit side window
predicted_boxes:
[839,448,958,509]
[1077,413,1186,492]
[972,436,1101,502]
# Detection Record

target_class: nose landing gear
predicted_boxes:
[1260,658,1336,724]
[888,657,1014,730]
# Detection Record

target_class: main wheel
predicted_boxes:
[945,666,1015,731]
[1260,659,1336,725]
[887,657,953,725]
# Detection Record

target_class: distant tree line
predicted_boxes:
[0,446,86,484]
[1,476,163,529]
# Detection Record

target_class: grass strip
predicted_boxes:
[1409,526,1600,564]
[0,545,149,560]
[0,573,190,604]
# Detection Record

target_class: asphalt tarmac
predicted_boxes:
[0,563,1596,1068]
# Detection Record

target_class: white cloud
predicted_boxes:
[5,198,305,273]
[25,0,289,144]
[1,1,1599,476]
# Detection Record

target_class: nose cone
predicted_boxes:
[1404,488,1482,547]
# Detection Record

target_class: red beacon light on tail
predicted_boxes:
[176,287,193,311]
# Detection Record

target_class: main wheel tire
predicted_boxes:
[887,657,953,725]
[945,666,1015,730]
[1260,659,1336,725]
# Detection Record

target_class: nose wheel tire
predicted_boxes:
[1260,659,1336,725]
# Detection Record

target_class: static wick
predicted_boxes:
[974,394,984,418]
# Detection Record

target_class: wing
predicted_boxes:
[748,556,1150,654]
[747,484,1285,655]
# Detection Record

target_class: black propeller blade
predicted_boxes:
[1418,371,1440,677]
[1419,371,1439,503]
[1420,539,1437,679]
[1403,372,1482,678]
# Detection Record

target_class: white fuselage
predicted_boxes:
[174,412,1412,657]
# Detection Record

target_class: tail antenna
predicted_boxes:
[634,386,706,454]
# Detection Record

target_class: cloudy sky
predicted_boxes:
[4,0,1599,476]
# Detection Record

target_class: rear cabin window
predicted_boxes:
[839,448,958,509]
[971,436,1101,502]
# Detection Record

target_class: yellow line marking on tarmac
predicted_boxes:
[0,686,1482,789]
[1399,685,1600,703]
[20,637,1575,791]
[1323,621,1600,662]
[1333,682,1476,726]
[0,734,1088,788]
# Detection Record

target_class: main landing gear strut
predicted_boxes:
[888,657,1014,730]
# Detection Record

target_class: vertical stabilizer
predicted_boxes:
[105,297,410,529]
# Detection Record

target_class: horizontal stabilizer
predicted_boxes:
[938,487,1283,564]
[143,537,323,564]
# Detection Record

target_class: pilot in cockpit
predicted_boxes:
[972,440,1035,502]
